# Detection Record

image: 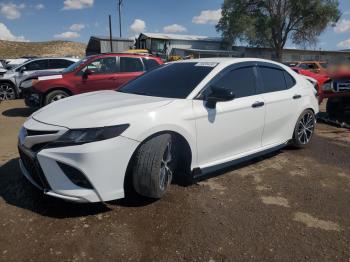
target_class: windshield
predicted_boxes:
[62,58,88,74]
[119,62,216,99]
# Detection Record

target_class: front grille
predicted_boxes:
[333,79,350,92]
[18,146,51,190]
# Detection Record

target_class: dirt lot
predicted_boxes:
[0,100,349,262]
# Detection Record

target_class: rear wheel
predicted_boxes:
[45,90,69,105]
[0,82,16,101]
[132,134,177,199]
[291,109,316,148]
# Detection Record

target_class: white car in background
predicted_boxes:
[0,57,78,101]
[18,58,319,203]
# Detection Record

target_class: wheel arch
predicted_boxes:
[0,79,16,86]
[44,87,73,97]
[123,129,195,194]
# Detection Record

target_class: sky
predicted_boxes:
[0,0,350,51]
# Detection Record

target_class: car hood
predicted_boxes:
[32,91,173,129]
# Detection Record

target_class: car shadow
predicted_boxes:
[0,158,160,217]
[2,107,37,117]
[0,158,111,218]
[189,149,282,184]
[317,111,350,129]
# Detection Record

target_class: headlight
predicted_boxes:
[21,79,39,89]
[53,124,129,146]
[321,80,333,91]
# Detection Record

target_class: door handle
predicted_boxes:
[252,101,264,108]
[293,94,301,99]
[108,77,117,80]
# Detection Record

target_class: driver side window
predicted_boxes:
[81,57,117,75]
[209,66,258,99]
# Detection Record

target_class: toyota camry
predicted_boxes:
[18,58,319,203]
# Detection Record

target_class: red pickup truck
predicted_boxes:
[22,53,163,107]
[291,67,350,116]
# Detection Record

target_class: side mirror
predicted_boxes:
[82,69,93,79]
[19,66,26,74]
[205,85,235,109]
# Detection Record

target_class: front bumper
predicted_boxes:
[22,87,42,107]
[18,118,139,203]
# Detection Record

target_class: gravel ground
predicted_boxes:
[0,100,349,262]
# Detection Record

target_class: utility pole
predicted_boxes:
[109,15,113,52]
[118,0,123,38]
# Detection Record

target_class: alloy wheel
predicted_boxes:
[297,112,315,145]
[0,83,16,101]
[159,141,173,191]
[50,94,67,103]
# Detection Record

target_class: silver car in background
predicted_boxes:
[0,57,78,101]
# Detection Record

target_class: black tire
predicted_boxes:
[326,98,344,117]
[132,134,176,199]
[291,109,316,148]
[0,82,17,101]
[45,90,69,105]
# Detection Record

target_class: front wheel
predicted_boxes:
[132,134,177,199]
[45,90,69,105]
[0,82,17,101]
[291,109,316,148]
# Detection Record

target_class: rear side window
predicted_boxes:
[142,58,160,71]
[120,57,144,72]
[49,59,74,69]
[284,72,296,89]
[24,60,49,71]
[211,67,257,99]
[259,67,286,93]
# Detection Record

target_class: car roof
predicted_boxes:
[93,53,160,59]
[170,57,289,68]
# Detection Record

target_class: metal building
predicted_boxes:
[136,33,223,58]
[233,46,350,63]
[86,36,134,55]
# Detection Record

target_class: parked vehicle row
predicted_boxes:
[21,53,163,107]
[18,58,319,203]
[0,57,78,101]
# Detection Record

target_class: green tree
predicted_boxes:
[216,0,341,61]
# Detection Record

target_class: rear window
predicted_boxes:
[284,71,296,89]
[119,62,215,99]
[259,67,287,93]
[120,57,144,72]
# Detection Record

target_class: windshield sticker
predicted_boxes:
[194,62,218,67]
[38,75,63,81]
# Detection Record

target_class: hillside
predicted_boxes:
[0,40,86,58]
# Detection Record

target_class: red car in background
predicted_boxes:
[291,67,331,102]
[22,53,163,107]
[292,67,350,115]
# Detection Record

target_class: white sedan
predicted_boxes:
[18,58,319,203]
